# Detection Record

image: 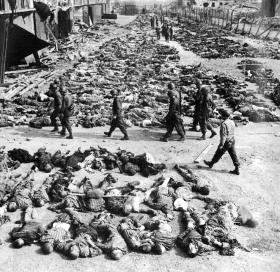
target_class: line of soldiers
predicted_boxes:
[47,79,74,139]
[47,79,239,175]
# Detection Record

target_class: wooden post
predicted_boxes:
[257,25,274,38]
[241,14,247,34]
[0,17,9,84]
[235,15,240,33]
[225,9,229,28]
[248,17,256,35]
[274,28,280,40]
[264,25,273,39]
[230,10,234,30]
[217,10,220,27]
[255,18,264,36]
[222,9,225,28]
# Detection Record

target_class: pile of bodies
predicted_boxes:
[237,59,280,107]
[5,146,166,176]
[0,15,279,130]
[174,20,280,59]
[0,146,257,259]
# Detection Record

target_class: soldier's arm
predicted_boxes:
[219,123,227,147]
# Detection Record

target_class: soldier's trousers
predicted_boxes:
[192,106,200,128]
[61,110,72,136]
[164,115,185,138]
[109,117,127,136]
[50,110,60,129]
[211,139,240,167]
[199,116,214,135]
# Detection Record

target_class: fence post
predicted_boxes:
[255,18,264,36]
[248,17,255,35]
[217,10,220,27]
[230,10,234,30]
[225,9,229,28]
[241,14,248,34]
[235,15,240,33]
[274,28,280,40]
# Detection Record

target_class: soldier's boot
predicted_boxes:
[121,134,129,140]
[160,137,168,142]
[210,130,217,138]
[204,160,213,169]
[51,126,58,132]
[200,133,206,140]
[229,166,240,175]
[66,128,73,139]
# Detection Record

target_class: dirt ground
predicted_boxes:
[1,15,280,272]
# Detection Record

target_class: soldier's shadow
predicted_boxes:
[197,165,230,174]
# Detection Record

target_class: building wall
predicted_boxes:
[89,4,102,23]
[13,13,35,33]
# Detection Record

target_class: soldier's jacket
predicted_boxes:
[53,91,62,111]
[62,94,74,116]
[112,97,122,117]
[167,97,180,117]
[198,94,214,119]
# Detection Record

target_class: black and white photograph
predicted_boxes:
[0,0,279,271]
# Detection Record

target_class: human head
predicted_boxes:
[60,85,66,96]
[41,242,54,254]
[219,108,230,120]
[111,249,123,260]
[49,83,57,91]
[200,86,210,96]
[141,243,152,253]
[167,90,176,99]
[34,198,45,207]
[167,82,175,90]
[7,202,18,212]
[86,189,104,199]
[194,78,202,90]
[187,241,199,257]
[13,238,25,248]
[68,245,79,259]
[110,89,119,97]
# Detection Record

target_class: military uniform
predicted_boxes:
[61,93,74,139]
[50,90,62,131]
[162,93,185,141]
[105,95,128,140]
[210,119,239,168]
[197,90,216,139]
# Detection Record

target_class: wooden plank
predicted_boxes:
[194,143,213,163]
[257,25,274,38]
[230,10,234,29]
[241,14,248,33]
[248,17,256,35]
[5,68,40,75]
[254,18,264,36]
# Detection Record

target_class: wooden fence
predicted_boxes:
[172,7,280,41]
